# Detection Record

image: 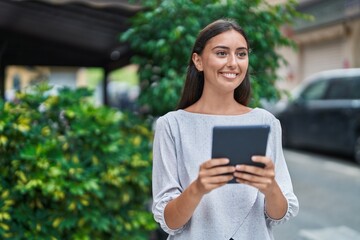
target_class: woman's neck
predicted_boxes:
[185,94,251,115]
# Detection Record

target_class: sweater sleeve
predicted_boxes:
[265,119,299,226]
[151,116,186,235]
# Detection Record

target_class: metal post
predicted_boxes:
[0,41,7,100]
[103,68,109,106]
[0,64,4,100]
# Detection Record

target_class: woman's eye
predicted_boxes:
[216,51,227,57]
[237,51,248,58]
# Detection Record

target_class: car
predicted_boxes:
[275,68,360,164]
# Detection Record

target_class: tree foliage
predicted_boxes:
[0,84,156,239]
[121,0,303,116]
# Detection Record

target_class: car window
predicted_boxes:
[326,79,351,100]
[300,80,328,100]
[351,77,360,99]
[325,76,360,100]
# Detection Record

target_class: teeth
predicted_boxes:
[222,73,237,78]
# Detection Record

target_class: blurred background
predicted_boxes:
[0,0,359,239]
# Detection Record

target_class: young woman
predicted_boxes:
[152,19,299,240]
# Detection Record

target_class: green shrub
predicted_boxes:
[0,84,156,239]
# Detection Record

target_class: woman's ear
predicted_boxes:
[192,53,203,71]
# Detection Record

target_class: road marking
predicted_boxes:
[299,226,360,240]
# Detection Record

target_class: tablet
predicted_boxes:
[211,125,270,183]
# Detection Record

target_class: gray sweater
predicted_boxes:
[152,108,299,240]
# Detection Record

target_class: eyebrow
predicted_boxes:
[212,46,248,51]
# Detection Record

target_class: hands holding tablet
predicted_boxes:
[196,155,276,195]
[234,155,277,195]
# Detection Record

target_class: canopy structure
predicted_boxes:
[0,0,143,104]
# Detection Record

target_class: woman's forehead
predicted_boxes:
[205,30,248,49]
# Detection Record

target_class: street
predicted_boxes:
[273,148,360,240]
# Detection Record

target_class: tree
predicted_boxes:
[121,0,303,117]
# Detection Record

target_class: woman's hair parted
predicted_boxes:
[176,19,251,110]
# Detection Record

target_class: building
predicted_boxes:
[274,0,360,91]
[0,0,142,104]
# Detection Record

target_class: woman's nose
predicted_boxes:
[227,54,237,67]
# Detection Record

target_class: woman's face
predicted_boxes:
[192,29,249,94]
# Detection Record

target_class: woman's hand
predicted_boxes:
[195,158,235,195]
[234,156,288,220]
[234,156,276,195]
[164,158,235,230]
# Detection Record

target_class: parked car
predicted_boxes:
[275,68,360,164]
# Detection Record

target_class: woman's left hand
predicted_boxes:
[234,156,276,195]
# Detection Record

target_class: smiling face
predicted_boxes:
[192,29,249,95]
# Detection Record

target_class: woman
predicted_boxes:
[152,19,299,240]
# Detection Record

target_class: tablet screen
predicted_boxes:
[211,125,270,183]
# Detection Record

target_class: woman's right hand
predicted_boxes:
[195,158,235,195]
[164,158,235,230]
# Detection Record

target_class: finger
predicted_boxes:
[199,166,235,182]
[197,174,233,192]
[234,171,272,184]
[251,156,273,168]
[207,165,235,176]
[235,162,275,179]
[208,174,234,184]
[235,164,265,176]
[202,158,230,169]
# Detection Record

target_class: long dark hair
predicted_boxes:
[176,19,251,109]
